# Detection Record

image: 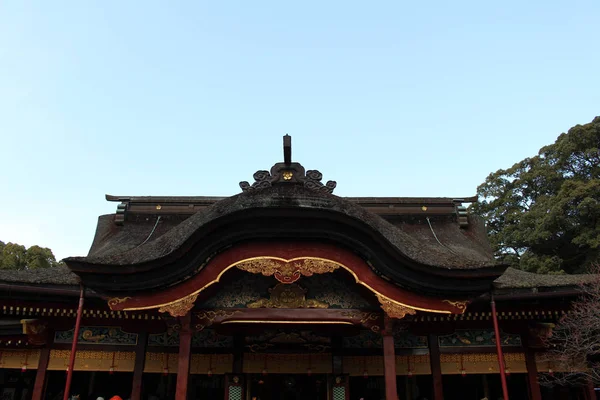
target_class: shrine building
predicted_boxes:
[0,136,597,400]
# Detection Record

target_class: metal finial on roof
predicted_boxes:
[239,134,336,193]
[283,134,292,165]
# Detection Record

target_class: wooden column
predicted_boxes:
[175,313,192,400]
[232,335,244,374]
[32,346,51,400]
[428,334,444,400]
[522,335,542,400]
[585,380,596,400]
[382,316,398,400]
[131,331,149,400]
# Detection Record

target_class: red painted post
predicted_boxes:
[32,346,51,400]
[175,313,192,400]
[131,331,149,400]
[491,295,510,400]
[63,285,85,400]
[428,334,444,400]
[382,316,398,400]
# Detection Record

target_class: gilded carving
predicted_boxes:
[246,283,328,309]
[158,292,199,317]
[235,257,340,284]
[107,297,132,308]
[340,310,381,332]
[376,294,417,319]
[297,259,339,275]
[442,299,468,313]
[194,310,241,331]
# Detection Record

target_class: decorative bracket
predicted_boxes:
[239,135,336,193]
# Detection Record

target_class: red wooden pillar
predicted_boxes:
[428,335,444,400]
[382,316,398,400]
[522,335,542,400]
[63,285,85,400]
[175,313,192,400]
[585,380,596,400]
[131,331,149,400]
[491,295,510,400]
[32,346,51,400]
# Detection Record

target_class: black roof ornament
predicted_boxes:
[239,135,337,193]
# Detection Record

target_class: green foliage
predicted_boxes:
[471,117,600,274]
[0,241,60,270]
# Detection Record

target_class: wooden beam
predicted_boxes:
[32,346,51,400]
[382,317,398,400]
[175,313,192,400]
[522,335,542,400]
[428,334,444,400]
[131,331,148,400]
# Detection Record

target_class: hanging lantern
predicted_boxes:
[505,368,511,376]
[109,352,116,375]
[207,355,213,377]
[262,368,268,376]
[548,368,554,376]
[407,357,413,377]
[407,370,413,378]
[460,369,467,377]
[163,353,170,376]
[21,352,28,373]
[362,369,369,379]
[459,355,466,377]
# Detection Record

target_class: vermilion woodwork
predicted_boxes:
[522,334,542,400]
[175,314,192,400]
[130,331,148,400]
[193,308,383,332]
[382,317,398,400]
[491,297,510,400]
[63,286,85,400]
[32,346,51,400]
[428,334,444,400]
[110,242,466,314]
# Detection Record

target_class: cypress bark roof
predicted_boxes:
[69,185,497,269]
[0,265,595,292]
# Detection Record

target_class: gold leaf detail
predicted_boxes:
[235,258,340,284]
[236,259,281,276]
[107,297,132,308]
[376,294,417,319]
[442,299,468,313]
[194,310,241,331]
[297,259,339,275]
[246,283,329,309]
[158,292,199,317]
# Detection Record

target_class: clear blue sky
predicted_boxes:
[1,1,599,260]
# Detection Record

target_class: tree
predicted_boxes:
[25,245,58,269]
[0,241,60,270]
[541,269,600,386]
[1,242,27,269]
[471,117,600,274]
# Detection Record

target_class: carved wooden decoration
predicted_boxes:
[246,283,328,309]
[376,294,417,319]
[158,292,199,317]
[239,135,337,193]
[235,258,340,284]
